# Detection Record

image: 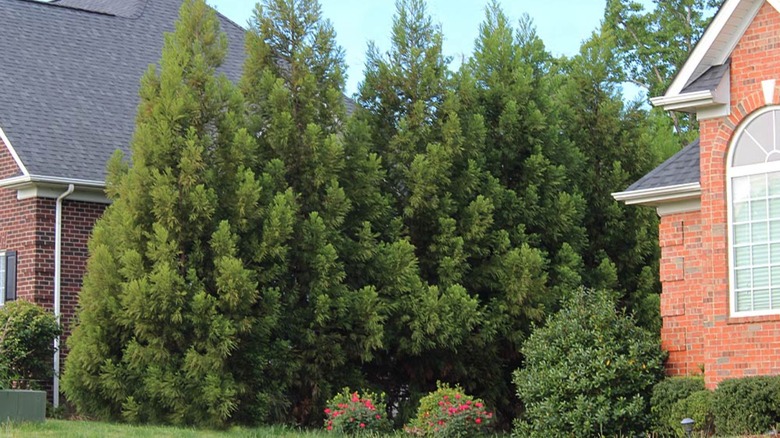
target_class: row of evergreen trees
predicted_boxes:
[62,0,679,428]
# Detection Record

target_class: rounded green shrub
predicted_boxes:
[712,375,780,436]
[669,390,714,437]
[650,376,706,435]
[0,300,61,388]
[324,388,391,435]
[406,382,494,437]
[513,288,666,438]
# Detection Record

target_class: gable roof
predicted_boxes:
[0,0,246,185]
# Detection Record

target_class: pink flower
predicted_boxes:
[324,408,331,414]
[359,423,365,428]
[327,426,333,431]
[475,418,482,424]
[454,393,461,400]
[375,414,381,419]
[351,393,359,402]
[475,402,483,408]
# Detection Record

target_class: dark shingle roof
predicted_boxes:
[624,138,700,192]
[682,60,730,94]
[0,0,246,183]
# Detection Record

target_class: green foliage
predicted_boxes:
[670,390,714,437]
[650,376,706,436]
[513,288,666,437]
[712,376,780,436]
[0,301,60,388]
[323,388,391,435]
[63,0,262,427]
[406,382,494,437]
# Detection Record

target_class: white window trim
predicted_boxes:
[727,105,780,317]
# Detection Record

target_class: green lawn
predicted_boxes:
[0,420,344,437]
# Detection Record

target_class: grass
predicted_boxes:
[0,420,344,437]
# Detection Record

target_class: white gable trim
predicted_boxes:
[769,0,780,13]
[666,0,763,97]
[0,126,29,177]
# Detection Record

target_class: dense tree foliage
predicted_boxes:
[63,0,261,427]
[62,0,703,429]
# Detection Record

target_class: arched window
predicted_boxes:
[729,107,780,315]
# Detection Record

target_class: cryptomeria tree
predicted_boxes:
[358,0,559,422]
[556,29,666,331]
[63,0,263,427]
[242,0,385,425]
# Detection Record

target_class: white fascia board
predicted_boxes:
[612,182,701,206]
[0,126,29,176]
[651,68,731,113]
[665,0,758,96]
[0,175,110,204]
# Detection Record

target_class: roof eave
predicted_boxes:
[612,182,702,206]
[0,174,106,190]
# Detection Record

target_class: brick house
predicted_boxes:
[0,0,245,403]
[614,0,780,388]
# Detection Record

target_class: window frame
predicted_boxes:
[728,106,780,317]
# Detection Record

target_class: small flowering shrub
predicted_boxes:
[324,388,392,435]
[406,382,494,437]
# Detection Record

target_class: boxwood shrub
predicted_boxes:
[650,376,705,435]
[0,300,60,388]
[712,375,780,436]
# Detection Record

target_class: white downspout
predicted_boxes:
[53,184,74,408]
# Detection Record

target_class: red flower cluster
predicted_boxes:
[323,389,390,435]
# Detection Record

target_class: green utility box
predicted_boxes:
[0,390,46,423]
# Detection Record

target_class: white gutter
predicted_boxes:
[53,184,74,408]
[612,182,701,206]
[0,174,105,190]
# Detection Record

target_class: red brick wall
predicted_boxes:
[0,138,106,356]
[661,2,780,388]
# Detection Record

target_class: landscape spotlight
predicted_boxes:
[681,418,695,437]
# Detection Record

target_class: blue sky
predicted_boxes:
[209,1,610,96]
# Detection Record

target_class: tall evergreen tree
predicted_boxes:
[556,29,664,331]
[62,0,270,427]
[242,0,385,425]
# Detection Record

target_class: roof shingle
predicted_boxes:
[0,0,246,183]
[624,138,700,192]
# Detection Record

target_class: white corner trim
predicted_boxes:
[612,182,702,206]
[656,199,702,217]
[769,0,780,13]
[763,79,777,105]
[0,126,29,176]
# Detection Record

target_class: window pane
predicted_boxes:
[770,172,780,196]
[755,267,770,287]
[735,246,751,267]
[734,137,768,167]
[753,222,769,242]
[735,224,751,244]
[773,244,780,263]
[770,199,780,218]
[734,202,750,222]
[734,177,751,202]
[751,175,768,199]
[736,290,753,312]
[754,289,771,310]
[772,221,780,241]
[752,200,768,220]
[737,269,752,289]
[773,267,780,285]
[773,289,780,309]
[754,245,770,265]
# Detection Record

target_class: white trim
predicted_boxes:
[0,126,29,176]
[763,79,777,106]
[0,174,105,190]
[52,184,74,409]
[652,64,731,115]
[666,0,762,97]
[16,184,110,204]
[0,251,5,308]
[727,105,780,317]
[656,199,702,217]
[612,182,702,206]
[769,0,780,13]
